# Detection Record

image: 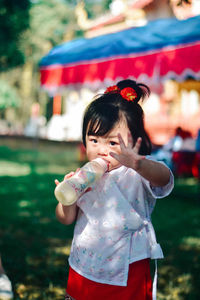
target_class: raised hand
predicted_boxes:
[110,133,145,171]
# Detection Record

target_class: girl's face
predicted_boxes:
[86,118,132,171]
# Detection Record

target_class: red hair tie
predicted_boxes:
[120,87,137,102]
[104,85,137,102]
[104,85,120,93]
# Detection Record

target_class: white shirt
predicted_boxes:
[68,159,174,286]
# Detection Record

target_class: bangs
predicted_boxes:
[87,118,112,137]
[85,103,119,139]
[82,95,121,146]
[87,110,118,137]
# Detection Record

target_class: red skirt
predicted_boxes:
[66,259,152,300]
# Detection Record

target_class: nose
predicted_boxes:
[97,144,108,157]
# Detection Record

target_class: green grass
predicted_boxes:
[0,144,80,299]
[152,177,200,300]
[0,144,200,299]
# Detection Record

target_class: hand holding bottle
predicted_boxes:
[54,158,108,206]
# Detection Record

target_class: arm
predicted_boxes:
[54,170,79,225]
[55,202,78,225]
[110,133,170,187]
[133,156,170,187]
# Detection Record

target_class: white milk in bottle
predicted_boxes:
[54,158,108,206]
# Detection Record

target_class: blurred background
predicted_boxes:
[0,0,200,299]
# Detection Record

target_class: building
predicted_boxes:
[47,0,200,145]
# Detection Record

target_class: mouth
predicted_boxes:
[100,158,110,170]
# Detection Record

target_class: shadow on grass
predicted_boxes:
[152,178,200,300]
[0,145,79,299]
[0,145,200,299]
[0,172,76,299]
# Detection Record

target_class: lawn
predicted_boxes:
[0,142,200,300]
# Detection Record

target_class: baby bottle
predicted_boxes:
[54,158,108,206]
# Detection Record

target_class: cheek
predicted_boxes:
[108,157,121,171]
[116,146,122,154]
[86,145,97,160]
[109,148,121,162]
[110,146,121,155]
[86,148,92,158]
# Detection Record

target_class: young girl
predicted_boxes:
[55,79,174,300]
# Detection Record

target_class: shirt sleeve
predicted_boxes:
[141,156,174,199]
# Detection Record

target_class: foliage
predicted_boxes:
[0,141,200,299]
[0,80,21,109]
[84,0,112,18]
[0,0,79,70]
[0,0,78,124]
[0,0,31,70]
[19,0,77,64]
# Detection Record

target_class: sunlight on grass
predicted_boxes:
[16,284,65,300]
[36,163,79,175]
[0,160,31,176]
[18,211,31,217]
[158,275,192,300]
[158,267,192,300]
[18,200,30,208]
[39,217,52,224]
[47,238,72,256]
[53,245,71,256]
[26,256,44,267]
[36,165,68,175]
[180,236,200,250]
[175,177,198,186]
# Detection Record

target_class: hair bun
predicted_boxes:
[117,79,150,103]
[120,87,138,102]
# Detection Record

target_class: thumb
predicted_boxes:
[55,179,60,186]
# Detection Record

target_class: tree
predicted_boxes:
[20,0,77,64]
[84,0,112,18]
[0,0,31,70]
[0,0,78,124]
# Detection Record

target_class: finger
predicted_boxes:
[117,133,126,150]
[55,179,60,186]
[134,137,142,154]
[140,155,146,160]
[127,132,133,148]
[110,151,120,161]
[64,171,75,180]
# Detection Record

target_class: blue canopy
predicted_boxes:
[40,16,200,94]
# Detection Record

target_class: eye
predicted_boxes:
[90,138,97,143]
[110,141,118,146]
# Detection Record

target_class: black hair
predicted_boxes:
[82,79,152,155]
